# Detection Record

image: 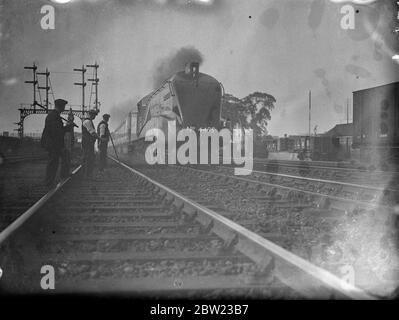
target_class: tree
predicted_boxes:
[221,91,276,141]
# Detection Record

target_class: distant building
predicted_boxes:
[266,134,309,153]
[322,123,353,159]
[324,123,353,138]
[353,82,398,147]
[1,131,27,138]
[287,135,309,152]
[264,135,279,152]
[353,81,399,163]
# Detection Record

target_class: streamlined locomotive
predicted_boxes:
[113,62,224,151]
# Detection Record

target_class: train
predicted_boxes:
[112,62,224,156]
[265,134,343,161]
[112,64,398,168]
[264,82,399,167]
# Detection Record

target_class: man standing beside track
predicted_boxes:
[97,113,111,173]
[41,99,74,187]
[82,109,99,180]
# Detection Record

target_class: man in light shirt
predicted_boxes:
[97,113,111,172]
[82,109,99,179]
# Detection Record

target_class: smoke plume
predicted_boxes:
[152,46,204,89]
[109,98,138,130]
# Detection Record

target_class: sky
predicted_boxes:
[0,0,398,136]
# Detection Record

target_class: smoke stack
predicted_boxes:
[152,46,204,88]
[184,63,191,74]
[190,62,199,78]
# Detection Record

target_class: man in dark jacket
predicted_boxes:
[41,99,73,187]
[63,109,75,177]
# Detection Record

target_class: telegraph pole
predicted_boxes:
[346,98,350,157]
[24,63,38,111]
[346,98,349,124]
[73,65,87,115]
[308,90,311,154]
[87,62,99,112]
[20,63,47,138]
[17,64,86,139]
[37,68,50,111]
[309,90,311,138]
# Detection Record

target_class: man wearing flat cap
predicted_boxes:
[97,113,111,172]
[82,109,99,179]
[41,98,74,187]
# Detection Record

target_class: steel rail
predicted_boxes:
[0,165,82,245]
[1,155,46,164]
[178,165,393,212]
[217,164,399,193]
[110,156,376,300]
[222,156,399,175]
[251,158,399,175]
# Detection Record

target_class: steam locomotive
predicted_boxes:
[112,62,224,154]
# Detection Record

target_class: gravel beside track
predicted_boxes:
[128,163,399,297]
[0,157,80,232]
[250,159,399,189]
[0,163,302,298]
[0,160,49,231]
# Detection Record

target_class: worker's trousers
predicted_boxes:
[99,143,108,171]
[82,142,95,179]
[45,149,68,186]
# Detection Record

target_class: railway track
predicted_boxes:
[0,159,51,232]
[0,155,82,232]
[249,158,399,189]
[0,158,375,299]
[195,164,399,208]
[125,161,399,297]
[3,155,46,164]
[0,153,46,165]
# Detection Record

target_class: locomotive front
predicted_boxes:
[137,62,223,139]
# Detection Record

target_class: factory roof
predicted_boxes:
[324,123,353,137]
[353,81,399,93]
